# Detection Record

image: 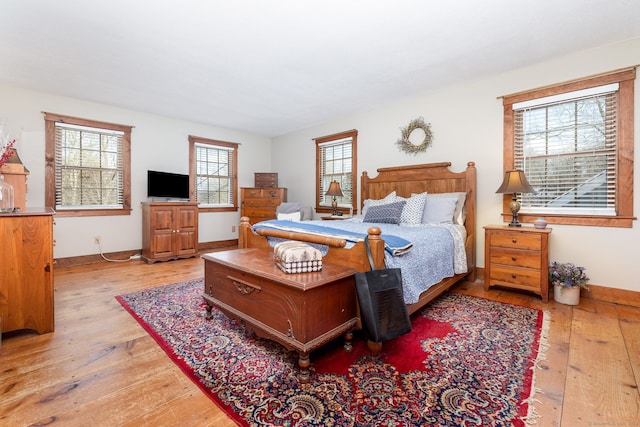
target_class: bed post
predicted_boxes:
[366,227,385,270]
[465,162,477,281]
[238,216,252,249]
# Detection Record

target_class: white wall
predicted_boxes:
[272,37,640,292]
[0,85,272,258]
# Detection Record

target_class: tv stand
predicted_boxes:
[141,201,199,263]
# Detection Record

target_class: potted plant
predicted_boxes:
[549,262,589,305]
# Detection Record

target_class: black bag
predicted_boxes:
[354,236,412,342]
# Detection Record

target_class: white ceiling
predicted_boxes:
[2,0,640,137]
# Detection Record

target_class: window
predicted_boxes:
[315,130,357,215]
[44,113,132,217]
[189,135,238,212]
[502,68,635,227]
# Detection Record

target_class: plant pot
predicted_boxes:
[553,285,581,305]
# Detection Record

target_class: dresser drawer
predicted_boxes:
[489,247,541,269]
[489,265,541,289]
[490,231,541,250]
[243,207,278,217]
[244,198,282,208]
[244,188,285,199]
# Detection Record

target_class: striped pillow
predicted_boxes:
[363,200,406,224]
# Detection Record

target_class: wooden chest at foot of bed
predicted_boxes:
[202,248,358,381]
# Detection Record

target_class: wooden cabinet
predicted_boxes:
[484,225,551,302]
[141,202,199,263]
[240,187,287,224]
[0,208,55,334]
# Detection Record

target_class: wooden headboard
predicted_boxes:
[361,161,477,271]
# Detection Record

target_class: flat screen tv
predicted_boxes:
[147,170,190,200]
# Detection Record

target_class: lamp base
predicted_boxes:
[508,196,521,227]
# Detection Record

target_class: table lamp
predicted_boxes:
[325,181,343,215]
[496,170,535,227]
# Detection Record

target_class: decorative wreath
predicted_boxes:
[396,117,433,155]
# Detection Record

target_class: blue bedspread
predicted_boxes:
[254,219,467,304]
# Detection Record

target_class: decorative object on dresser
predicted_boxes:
[495,169,536,227]
[0,208,55,334]
[484,225,551,302]
[1,139,30,212]
[534,217,548,229]
[549,261,589,305]
[324,180,343,216]
[254,172,278,188]
[240,186,287,224]
[141,201,199,263]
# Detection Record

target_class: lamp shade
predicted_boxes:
[325,181,344,197]
[495,170,535,194]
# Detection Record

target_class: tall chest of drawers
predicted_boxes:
[484,225,551,302]
[240,187,287,224]
[0,208,55,334]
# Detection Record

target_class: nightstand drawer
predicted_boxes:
[490,231,541,250]
[489,248,541,269]
[489,265,541,289]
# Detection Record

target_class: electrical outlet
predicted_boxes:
[231,225,236,232]
[94,236,101,245]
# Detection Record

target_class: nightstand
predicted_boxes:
[484,225,551,302]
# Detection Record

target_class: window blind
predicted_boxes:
[54,122,124,210]
[194,142,235,206]
[514,87,618,215]
[318,137,353,207]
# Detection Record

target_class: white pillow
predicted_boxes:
[398,192,428,225]
[277,211,302,221]
[362,191,397,216]
[425,192,467,225]
[422,197,458,224]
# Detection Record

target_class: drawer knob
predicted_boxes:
[511,273,517,278]
[511,257,517,261]
[512,238,517,243]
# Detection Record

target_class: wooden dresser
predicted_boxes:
[141,201,199,263]
[240,187,287,224]
[484,225,552,302]
[0,208,55,334]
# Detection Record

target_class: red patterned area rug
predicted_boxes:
[116,278,549,427]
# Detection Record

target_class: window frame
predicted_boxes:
[501,67,636,227]
[314,129,358,215]
[188,135,238,213]
[44,112,132,217]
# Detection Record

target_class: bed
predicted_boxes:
[238,161,476,354]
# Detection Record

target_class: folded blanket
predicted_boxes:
[253,220,413,256]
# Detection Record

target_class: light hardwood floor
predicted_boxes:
[1,256,639,426]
